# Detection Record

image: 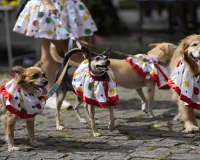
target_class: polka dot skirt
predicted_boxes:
[13,0,97,40]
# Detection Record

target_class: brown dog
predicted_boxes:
[0,61,48,151]
[51,42,176,122]
[169,34,200,132]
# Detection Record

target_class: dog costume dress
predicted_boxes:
[168,60,200,109]
[0,80,47,119]
[13,0,97,39]
[72,60,119,107]
[125,54,169,89]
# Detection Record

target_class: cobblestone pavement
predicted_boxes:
[1,85,200,160]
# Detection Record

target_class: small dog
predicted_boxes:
[0,61,48,151]
[169,34,200,132]
[55,47,118,137]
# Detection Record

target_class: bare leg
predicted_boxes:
[136,88,148,113]
[41,39,57,91]
[178,100,199,132]
[88,105,101,137]
[56,91,67,130]
[5,113,19,151]
[146,81,156,118]
[108,106,115,131]
[73,96,86,123]
[26,118,44,146]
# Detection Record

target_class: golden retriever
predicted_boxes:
[169,34,200,132]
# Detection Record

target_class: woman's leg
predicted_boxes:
[41,38,57,91]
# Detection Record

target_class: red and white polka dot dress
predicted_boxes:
[125,54,170,89]
[72,60,119,107]
[13,0,97,39]
[168,60,200,109]
[0,80,47,119]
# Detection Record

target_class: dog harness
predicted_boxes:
[168,60,200,110]
[125,54,169,89]
[0,79,47,119]
[72,60,119,107]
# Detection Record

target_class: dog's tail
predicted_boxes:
[63,48,83,67]
[50,43,64,63]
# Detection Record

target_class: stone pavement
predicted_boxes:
[1,86,200,160]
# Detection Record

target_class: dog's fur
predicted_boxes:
[0,61,48,151]
[170,34,200,132]
[50,43,176,133]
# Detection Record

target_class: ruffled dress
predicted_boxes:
[72,60,119,107]
[13,0,97,39]
[125,54,169,89]
[168,60,200,109]
[0,80,47,119]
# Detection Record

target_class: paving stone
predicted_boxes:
[1,71,200,160]
[168,153,200,160]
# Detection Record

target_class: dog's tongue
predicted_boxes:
[39,87,48,95]
[197,60,200,66]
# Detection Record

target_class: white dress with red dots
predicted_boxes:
[125,54,169,89]
[72,60,119,107]
[13,0,97,39]
[168,60,200,110]
[0,80,47,119]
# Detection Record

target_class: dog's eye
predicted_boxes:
[42,73,46,78]
[31,73,39,79]
[192,43,198,47]
[95,57,101,61]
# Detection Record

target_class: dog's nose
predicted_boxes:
[106,60,110,65]
[43,80,48,86]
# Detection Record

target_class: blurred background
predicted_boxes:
[0,0,200,71]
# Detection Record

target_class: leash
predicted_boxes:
[46,17,163,98]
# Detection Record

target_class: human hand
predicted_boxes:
[44,1,60,18]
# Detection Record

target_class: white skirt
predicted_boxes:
[13,0,97,39]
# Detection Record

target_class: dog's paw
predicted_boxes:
[95,120,100,124]
[108,122,114,132]
[56,125,64,131]
[8,146,20,152]
[79,118,87,124]
[173,114,180,121]
[148,111,155,118]
[93,132,101,137]
[30,140,44,147]
[184,122,199,133]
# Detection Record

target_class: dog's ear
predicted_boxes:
[148,43,159,48]
[160,45,167,53]
[181,42,189,60]
[81,46,95,60]
[10,66,26,84]
[34,61,43,68]
[101,47,112,57]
